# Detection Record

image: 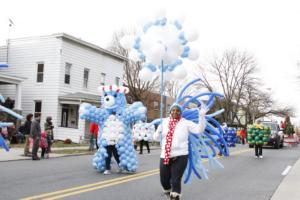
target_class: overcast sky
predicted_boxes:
[1,0,300,123]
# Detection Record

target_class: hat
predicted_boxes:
[169,103,182,113]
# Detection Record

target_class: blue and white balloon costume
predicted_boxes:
[133,121,155,142]
[79,85,147,172]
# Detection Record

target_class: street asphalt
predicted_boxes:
[0,144,299,200]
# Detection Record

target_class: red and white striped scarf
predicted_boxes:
[163,116,181,165]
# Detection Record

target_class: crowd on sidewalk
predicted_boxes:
[1,113,54,160]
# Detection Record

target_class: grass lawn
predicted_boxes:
[10,140,88,148]
[51,149,95,154]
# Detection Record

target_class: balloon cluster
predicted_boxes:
[0,63,8,68]
[120,11,199,82]
[133,121,155,142]
[80,85,147,172]
[223,127,237,147]
[0,94,23,151]
[247,124,270,145]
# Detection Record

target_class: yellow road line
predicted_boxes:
[21,169,159,200]
[22,148,251,200]
[43,171,159,200]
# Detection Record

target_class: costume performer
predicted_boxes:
[80,85,147,174]
[152,79,229,200]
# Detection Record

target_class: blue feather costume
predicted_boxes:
[153,79,229,183]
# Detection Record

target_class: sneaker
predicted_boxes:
[254,156,258,158]
[259,155,263,159]
[103,170,111,175]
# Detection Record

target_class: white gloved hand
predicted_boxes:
[199,104,209,117]
[198,104,208,133]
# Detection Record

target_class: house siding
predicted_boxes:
[0,34,125,143]
[0,36,61,131]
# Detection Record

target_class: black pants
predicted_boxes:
[140,140,150,154]
[241,138,245,145]
[95,138,99,150]
[41,148,47,157]
[160,155,188,194]
[105,145,120,170]
[255,145,263,156]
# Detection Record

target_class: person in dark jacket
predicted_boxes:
[23,114,33,156]
[30,115,42,160]
[44,116,54,153]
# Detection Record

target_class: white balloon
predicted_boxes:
[185,29,199,42]
[129,49,141,62]
[176,14,186,24]
[163,50,178,65]
[147,43,165,65]
[138,107,147,114]
[154,9,166,20]
[139,68,154,82]
[151,43,166,57]
[172,65,187,79]
[188,48,199,61]
[163,71,173,82]
[120,35,135,49]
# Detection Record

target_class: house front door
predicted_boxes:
[61,108,68,127]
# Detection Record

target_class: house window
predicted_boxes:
[100,73,106,85]
[64,63,71,84]
[83,68,89,88]
[61,104,79,128]
[36,63,44,83]
[34,101,42,117]
[153,101,159,110]
[115,77,120,86]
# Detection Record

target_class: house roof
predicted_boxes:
[59,92,100,104]
[0,72,26,84]
[54,33,127,62]
[6,33,128,62]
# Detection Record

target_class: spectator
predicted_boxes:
[39,131,48,159]
[44,116,54,153]
[240,128,246,145]
[89,122,99,151]
[30,114,42,160]
[23,114,33,156]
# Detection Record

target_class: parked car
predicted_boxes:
[249,121,283,149]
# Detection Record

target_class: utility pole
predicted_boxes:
[7,18,15,64]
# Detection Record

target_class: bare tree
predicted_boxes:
[164,79,186,100]
[194,49,294,127]
[193,50,259,126]
[107,30,158,102]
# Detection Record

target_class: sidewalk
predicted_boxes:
[0,145,161,162]
[271,156,300,200]
[0,146,89,162]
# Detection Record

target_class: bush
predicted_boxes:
[64,138,72,144]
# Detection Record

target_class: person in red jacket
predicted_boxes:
[240,128,246,145]
[89,123,99,151]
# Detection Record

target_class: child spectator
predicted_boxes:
[40,131,48,159]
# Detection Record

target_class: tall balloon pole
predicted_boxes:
[120,10,200,133]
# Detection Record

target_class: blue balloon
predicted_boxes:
[174,20,182,30]
[119,147,125,153]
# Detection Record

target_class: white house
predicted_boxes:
[0,33,126,143]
